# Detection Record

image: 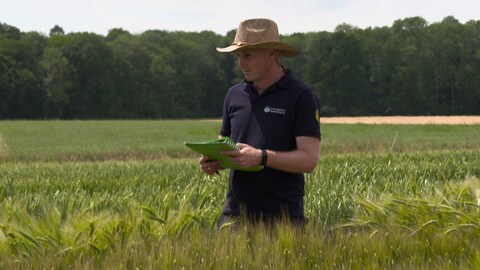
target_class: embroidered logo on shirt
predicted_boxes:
[264,106,286,115]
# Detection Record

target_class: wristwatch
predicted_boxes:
[260,149,268,166]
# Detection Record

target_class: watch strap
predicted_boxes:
[261,149,268,166]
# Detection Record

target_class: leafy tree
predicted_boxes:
[304,30,368,115]
[2,18,480,119]
[108,32,153,118]
[0,23,45,118]
[304,31,334,115]
[49,25,65,36]
[456,20,480,113]
[389,17,429,115]
[426,16,465,114]
[282,32,311,80]
[105,28,130,41]
[61,33,119,118]
[41,46,72,118]
[359,26,396,114]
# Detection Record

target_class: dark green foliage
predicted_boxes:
[0,16,479,119]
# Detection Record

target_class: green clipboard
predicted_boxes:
[184,137,263,172]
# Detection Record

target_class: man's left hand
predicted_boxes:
[223,143,262,168]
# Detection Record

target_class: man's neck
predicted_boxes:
[254,66,285,93]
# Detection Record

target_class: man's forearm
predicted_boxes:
[263,148,318,174]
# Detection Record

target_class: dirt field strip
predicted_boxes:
[321,116,480,125]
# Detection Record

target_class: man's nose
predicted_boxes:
[238,57,246,68]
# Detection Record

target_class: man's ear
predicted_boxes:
[268,49,280,61]
[268,49,278,57]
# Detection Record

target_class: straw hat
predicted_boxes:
[216,18,297,57]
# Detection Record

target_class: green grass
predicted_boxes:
[1,120,480,161]
[1,120,480,269]
[321,123,480,154]
[0,120,220,161]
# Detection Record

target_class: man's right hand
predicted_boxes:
[199,156,223,175]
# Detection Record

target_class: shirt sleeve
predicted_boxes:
[220,94,231,137]
[294,90,321,140]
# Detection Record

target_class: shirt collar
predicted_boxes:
[244,69,293,94]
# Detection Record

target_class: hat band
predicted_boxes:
[232,42,251,46]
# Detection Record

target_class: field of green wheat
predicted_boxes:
[1,120,480,269]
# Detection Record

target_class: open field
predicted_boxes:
[1,119,480,161]
[1,119,480,269]
[321,115,480,125]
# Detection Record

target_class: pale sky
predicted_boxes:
[1,0,479,36]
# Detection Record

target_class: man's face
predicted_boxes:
[236,48,273,82]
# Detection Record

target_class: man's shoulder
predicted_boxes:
[226,81,249,97]
[229,81,248,91]
[282,71,311,92]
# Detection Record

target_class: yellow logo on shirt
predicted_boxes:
[315,110,320,123]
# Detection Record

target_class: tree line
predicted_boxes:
[1,16,479,119]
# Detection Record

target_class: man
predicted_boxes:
[200,18,321,228]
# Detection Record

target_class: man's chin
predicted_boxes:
[243,74,254,81]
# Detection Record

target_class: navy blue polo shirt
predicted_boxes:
[220,70,321,219]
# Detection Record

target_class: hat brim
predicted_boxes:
[216,42,297,57]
